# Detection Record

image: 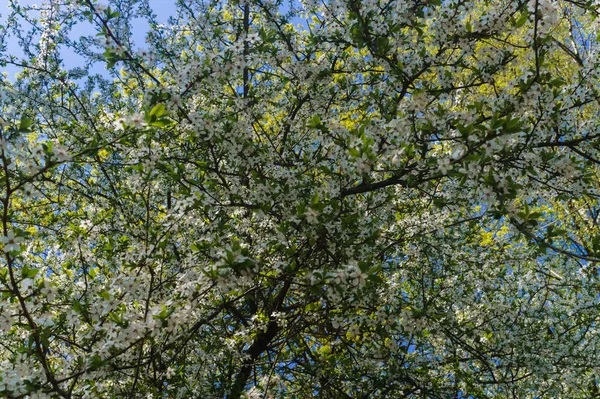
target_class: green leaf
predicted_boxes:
[375,37,390,53]
[504,117,522,133]
[103,50,118,68]
[150,118,173,128]
[149,103,166,118]
[21,265,38,279]
[19,116,34,131]
[548,78,566,88]
[308,115,322,128]
[514,12,528,28]
[107,10,121,19]
[73,300,84,314]
[311,192,320,206]
[89,354,106,370]
[592,235,600,253]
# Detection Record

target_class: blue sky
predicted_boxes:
[0,1,307,79]
[0,0,177,79]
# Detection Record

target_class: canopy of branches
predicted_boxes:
[1,0,600,397]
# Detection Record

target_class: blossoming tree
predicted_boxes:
[1,0,600,397]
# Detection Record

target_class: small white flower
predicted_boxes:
[437,157,451,175]
[31,145,45,159]
[0,231,24,252]
[22,183,40,199]
[170,94,182,108]
[128,113,146,129]
[348,325,360,338]
[114,117,127,131]
[114,45,126,56]
[53,146,71,162]
[231,41,244,53]
[358,157,373,174]
[305,208,318,224]
[451,145,465,160]
[21,278,34,293]
[349,268,367,287]
[23,163,42,175]
[246,33,259,43]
